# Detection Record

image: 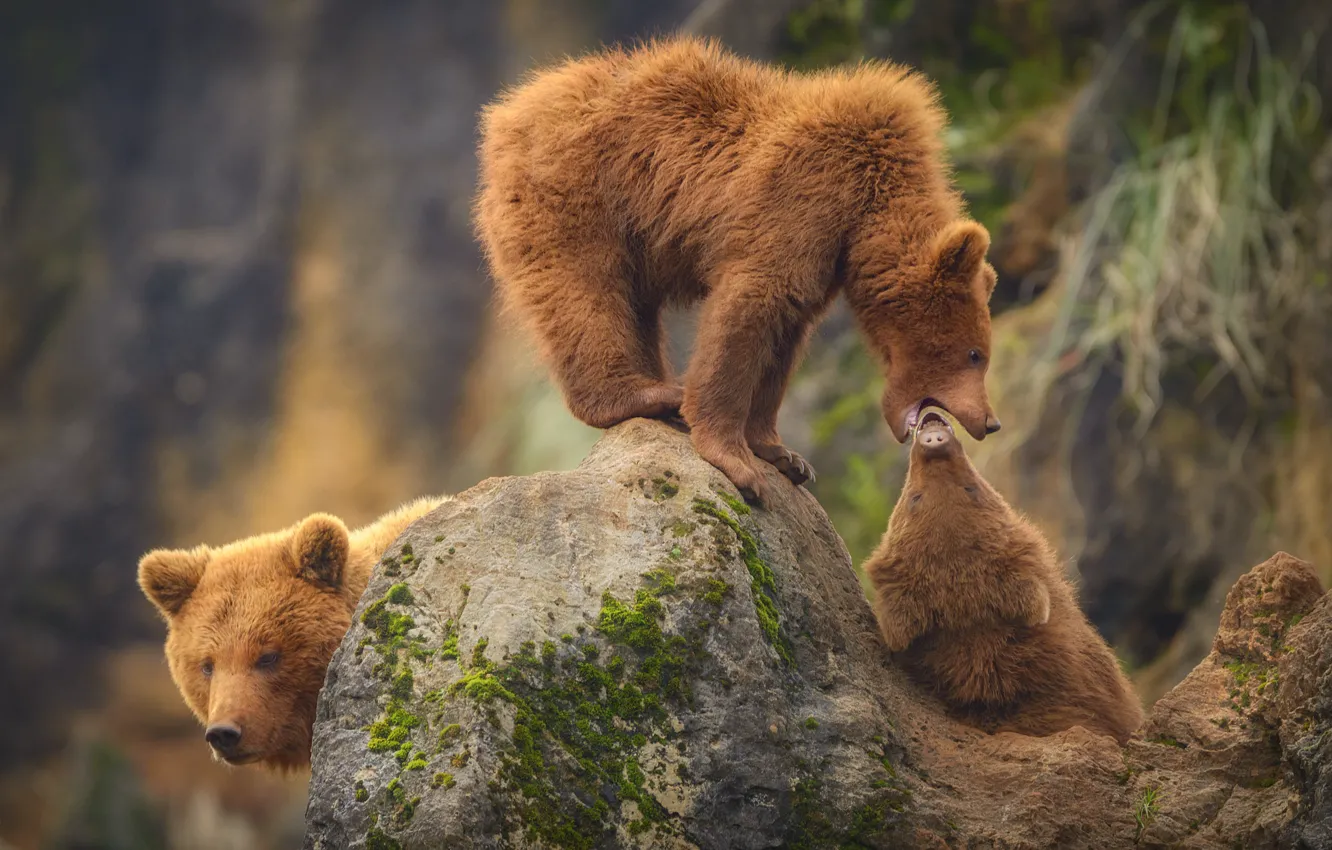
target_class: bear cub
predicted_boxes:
[476,36,1001,504]
[865,409,1142,743]
[137,495,448,770]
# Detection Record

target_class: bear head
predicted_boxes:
[863,220,1002,444]
[137,513,355,771]
[888,405,1009,547]
[884,402,1006,548]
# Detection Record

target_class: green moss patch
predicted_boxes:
[381,544,420,579]
[358,582,474,844]
[360,584,429,677]
[1224,659,1280,714]
[365,825,402,850]
[445,570,720,848]
[431,772,456,790]
[692,497,794,665]
[785,748,911,849]
[702,578,731,605]
[366,700,424,767]
[384,777,420,826]
[648,474,680,501]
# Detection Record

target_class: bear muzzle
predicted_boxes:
[205,722,249,762]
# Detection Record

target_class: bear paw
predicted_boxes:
[1023,582,1052,627]
[694,440,768,505]
[878,618,917,653]
[750,441,816,486]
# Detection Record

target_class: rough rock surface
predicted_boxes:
[304,420,1331,849]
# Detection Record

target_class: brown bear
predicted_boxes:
[864,409,1142,743]
[137,496,447,770]
[475,36,1001,503]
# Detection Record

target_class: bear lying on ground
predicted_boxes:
[864,409,1142,743]
[137,496,448,770]
[476,36,1002,503]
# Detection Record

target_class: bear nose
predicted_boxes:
[919,428,950,448]
[985,415,1002,434]
[205,723,243,755]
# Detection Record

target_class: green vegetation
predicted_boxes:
[1149,734,1187,749]
[646,473,680,501]
[360,585,429,677]
[692,497,795,664]
[781,0,866,70]
[1133,784,1162,842]
[445,569,720,848]
[357,581,476,845]
[364,826,402,850]
[431,772,456,790]
[1224,658,1280,714]
[784,749,911,848]
[384,777,419,826]
[702,577,731,605]
[1032,4,1325,434]
[803,341,904,569]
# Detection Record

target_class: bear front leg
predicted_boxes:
[995,575,1051,628]
[684,277,817,503]
[745,316,819,486]
[872,580,930,653]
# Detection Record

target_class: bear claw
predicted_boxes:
[751,442,816,487]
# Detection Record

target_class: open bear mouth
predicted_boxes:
[905,398,944,431]
[913,405,954,437]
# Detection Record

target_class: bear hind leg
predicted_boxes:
[522,261,682,430]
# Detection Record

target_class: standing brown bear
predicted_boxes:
[476,36,1001,503]
[865,409,1143,743]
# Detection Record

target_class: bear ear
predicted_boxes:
[138,547,210,618]
[930,220,991,284]
[977,262,998,302]
[292,513,351,589]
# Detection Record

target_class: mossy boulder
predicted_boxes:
[304,420,923,848]
[304,420,1332,849]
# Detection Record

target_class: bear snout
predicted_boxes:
[205,722,244,757]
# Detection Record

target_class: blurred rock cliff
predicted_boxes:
[1,0,1328,846]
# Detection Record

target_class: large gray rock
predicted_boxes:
[304,420,1332,849]
[304,419,936,848]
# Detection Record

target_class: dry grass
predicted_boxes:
[1035,5,1324,435]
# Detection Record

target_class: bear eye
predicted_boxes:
[968,349,983,366]
[201,660,214,678]
[256,651,281,670]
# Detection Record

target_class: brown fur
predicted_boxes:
[136,495,447,770]
[475,36,1000,502]
[864,415,1142,743]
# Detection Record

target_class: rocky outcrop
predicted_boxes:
[304,420,1330,849]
